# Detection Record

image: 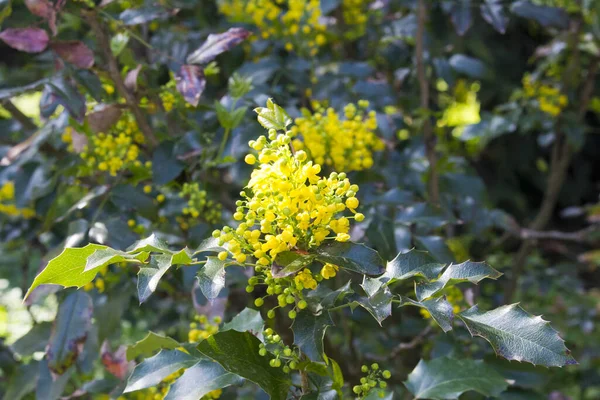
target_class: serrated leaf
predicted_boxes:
[416,261,501,301]
[127,234,172,254]
[84,248,148,272]
[197,330,291,400]
[307,280,353,309]
[314,241,385,276]
[481,0,509,34]
[222,308,264,335]
[398,296,454,332]
[186,27,251,64]
[458,304,577,367]
[194,237,225,254]
[176,64,206,107]
[137,254,172,303]
[351,286,393,325]
[363,250,445,297]
[272,251,316,278]
[25,244,106,300]
[47,291,93,374]
[404,357,509,399]
[126,332,180,361]
[124,350,197,393]
[292,311,333,362]
[152,141,185,185]
[197,257,227,299]
[164,360,242,400]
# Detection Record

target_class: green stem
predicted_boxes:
[218,128,231,160]
[328,303,352,312]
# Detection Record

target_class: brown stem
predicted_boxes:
[2,100,38,131]
[84,11,158,147]
[389,325,432,359]
[416,0,438,204]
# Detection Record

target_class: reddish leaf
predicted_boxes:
[101,341,133,380]
[0,28,49,53]
[186,27,251,65]
[175,64,206,107]
[87,104,122,133]
[124,64,142,92]
[51,41,95,69]
[24,0,57,35]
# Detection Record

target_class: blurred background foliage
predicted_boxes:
[0,0,599,399]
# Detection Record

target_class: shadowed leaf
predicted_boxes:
[187,27,251,65]
[124,350,197,393]
[292,311,333,362]
[0,28,49,53]
[175,64,206,106]
[164,360,242,400]
[51,41,94,69]
[398,296,454,332]
[315,241,385,276]
[481,0,509,34]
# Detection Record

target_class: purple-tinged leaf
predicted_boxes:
[51,41,94,69]
[186,27,251,65]
[124,64,142,92]
[101,341,133,380]
[175,64,205,107]
[25,0,57,35]
[87,104,122,133]
[47,291,93,375]
[119,6,172,25]
[0,28,49,53]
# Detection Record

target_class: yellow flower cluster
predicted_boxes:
[0,181,35,218]
[179,183,222,226]
[160,91,176,112]
[523,74,567,117]
[62,113,148,177]
[291,100,383,172]
[188,315,221,342]
[437,80,481,129]
[219,0,326,55]
[342,0,370,39]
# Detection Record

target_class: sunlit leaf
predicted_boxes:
[187,27,251,65]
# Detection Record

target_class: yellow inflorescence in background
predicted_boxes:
[291,100,383,172]
[522,74,568,117]
[179,183,222,228]
[62,113,148,177]
[219,0,326,55]
[188,314,222,342]
[0,181,35,218]
[342,0,370,39]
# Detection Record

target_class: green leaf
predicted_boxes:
[363,249,445,297]
[24,244,106,299]
[272,251,316,278]
[292,311,333,362]
[152,141,184,185]
[314,242,385,276]
[404,357,508,399]
[3,361,39,400]
[124,350,198,393]
[84,248,148,272]
[329,358,344,391]
[137,255,172,303]
[197,330,291,400]
[254,99,291,131]
[229,106,248,129]
[351,287,393,325]
[126,332,180,361]
[11,322,52,356]
[458,304,577,367]
[415,236,455,264]
[416,261,502,301]
[307,280,353,309]
[194,237,225,254]
[164,360,243,400]
[397,296,454,332]
[36,358,72,400]
[222,308,264,335]
[110,32,129,56]
[215,100,233,128]
[128,234,173,254]
[47,291,93,374]
[197,257,227,299]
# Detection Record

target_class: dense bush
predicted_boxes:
[1,0,599,399]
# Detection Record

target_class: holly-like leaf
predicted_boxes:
[307,280,353,309]
[222,308,264,335]
[84,248,148,272]
[458,304,577,367]
[351,286,393,325]
[137,254,172,303]
[480,0,509,34]
[416,261,501,301]
[51,41,95,69]
[175,64,206,107]
[126,332,180,361]
[292,311,334,362]
[272,251,316,278]
[164,360,243,400]
[152,141,185,185]
[25,244,107,300]
[254,98,292,131]
[404,357,509,399]
[197,330,291,400]
[124,350,198,393]
[47,291,93,375]
[194,237,225,254]
[0,28,49,53]
[315,241,385,276]
[128,234,172,254]
[363,250,445,297]
[397,296,454,332]
[186,27,251,65]
[197,257,227,299]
